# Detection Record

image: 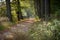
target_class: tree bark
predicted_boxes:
[34,0,50,21]
[45,0,50,21]
[6,0,12,21]
[17,0,23,21]
[34,0,41,18]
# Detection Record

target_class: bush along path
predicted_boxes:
[0,18,38,40]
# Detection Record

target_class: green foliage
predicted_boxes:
[0,24,5,31]
[11,10,18,22]
[51,0,60,11]
[28,19,60,40]
[11,0,36,21]
[0,7,6,17]
[50,0,60,18]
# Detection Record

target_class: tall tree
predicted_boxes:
[34,0,50,21]
[45,0,50,21]
[16,0,23,21]
[6,0,12,21]
[34,0,41,18]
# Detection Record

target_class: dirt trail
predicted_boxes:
[0,18,36,40]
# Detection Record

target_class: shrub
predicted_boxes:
[29,19,60,40]
[0,24,5,31]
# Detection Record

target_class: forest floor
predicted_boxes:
[0,18,40,40]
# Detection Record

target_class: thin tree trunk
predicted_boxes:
[34,0,45,20]
[40,0,45,20]
[17,0,23,21]
[6,0,12,21]
[34,0,41,18]
[45,0,50,21]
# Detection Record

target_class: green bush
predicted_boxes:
[29,19,60,40]
[0,25,5,31]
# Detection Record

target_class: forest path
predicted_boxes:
[9,18,36,33]
[0,18,39,40]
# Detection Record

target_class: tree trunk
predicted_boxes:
[34,0,50,21]
[17,0,23,21]
[45,0,50,21]
[6,0,12,21]
[34,0,41,18]
[34,0,45,19]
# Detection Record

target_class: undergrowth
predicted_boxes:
[28,19,60,40]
